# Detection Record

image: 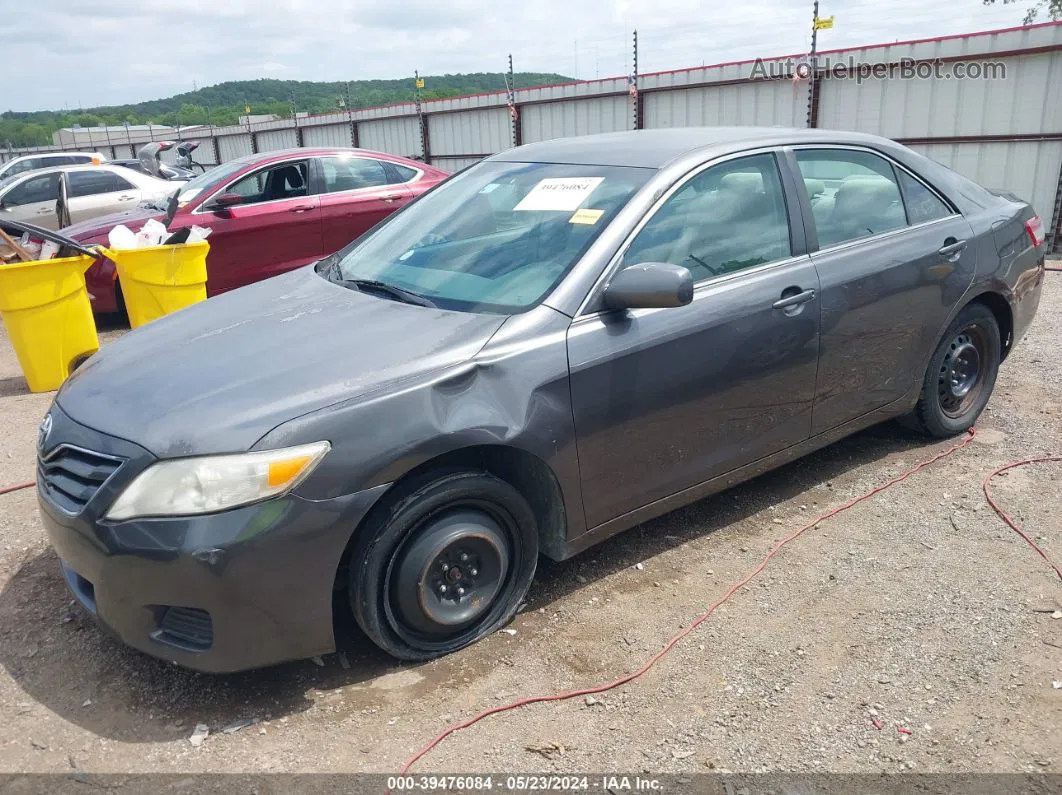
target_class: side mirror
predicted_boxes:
[210,193,245,209]
[603,262,694,311]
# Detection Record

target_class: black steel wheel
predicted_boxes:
[349,470,538,660]
[905,302,1000,438]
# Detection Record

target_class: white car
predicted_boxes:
[0,164,184,230]
[0,152,106,180]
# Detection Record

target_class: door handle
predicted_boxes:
[773,288,816,311]
[289,204,314,213]
[381,193,403,203]
[117,195,135,202]
[938,238,967,260]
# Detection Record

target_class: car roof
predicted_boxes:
[5,152,101,162]
[489,127,897,168]
[221,147,429,168]
[4,163,124,179]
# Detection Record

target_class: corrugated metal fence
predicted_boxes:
[5,21,1061,250]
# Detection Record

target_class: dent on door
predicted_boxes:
[567,258,822,530]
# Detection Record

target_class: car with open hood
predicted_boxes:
[39,127,1046,671]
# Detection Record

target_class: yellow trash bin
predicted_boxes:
[103,241,209,329]
[0,254,100,393]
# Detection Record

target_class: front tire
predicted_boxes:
[349,470,538,660]
[906,303,1000,438]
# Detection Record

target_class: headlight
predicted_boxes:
[105,441,331,521]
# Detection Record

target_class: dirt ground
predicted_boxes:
[0,270,1060,778]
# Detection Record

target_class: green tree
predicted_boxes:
[983,0,1062,23]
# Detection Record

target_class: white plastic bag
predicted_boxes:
[135,218,169,248]
[107,224,138,250]
[186,225,212,243]
[39,240,60,259]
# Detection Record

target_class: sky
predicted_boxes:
[0,0,1043,112]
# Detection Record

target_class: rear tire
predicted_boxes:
[905,303,1000,438]
[349,470,538,661]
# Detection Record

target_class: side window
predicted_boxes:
[897,170,953,225]
[111,172,136,191]
[795,149,906,247]
[225,161,308,204]
[6,158,40,177]
[68,170,122,197]
[388,163,418,183]
[622,153,792,281]
[3,172,60,206]
[319,156,390,193]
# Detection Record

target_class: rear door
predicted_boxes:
[193,158,323,294]
[788,146,977,435]
[0,171,62,228]
[67,169,141,223]
[314,154,412,254]
[567,151,821,529]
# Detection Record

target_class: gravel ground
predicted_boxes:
[0,268,1059,777]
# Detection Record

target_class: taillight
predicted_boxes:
[1025,215,1045,248]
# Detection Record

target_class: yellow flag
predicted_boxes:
[814,15,834,30]
[415,78,425,89]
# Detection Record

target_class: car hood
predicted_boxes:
[57,267,507,458]
[61,207,166,242]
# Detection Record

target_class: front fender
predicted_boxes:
[256,306,587,541]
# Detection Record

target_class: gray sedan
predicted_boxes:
[39,127,1045,671]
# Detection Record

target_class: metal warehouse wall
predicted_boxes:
[909,140,1062,230]
[645,81,805,128]
[5,21,1061,248]
[256,128,299,152]
[358,117,422,158]
[428,108,510,157]
[302,123,353,148]
[522,96,633,143]
[217,134,253,162]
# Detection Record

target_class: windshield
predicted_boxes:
[328,161,652,314]
[176,160,246,205]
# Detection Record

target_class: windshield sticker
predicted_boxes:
[513,177,605,212]
[569,208,605,225]
[479,183,500,194]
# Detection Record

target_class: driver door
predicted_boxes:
[0,172,61,229]
[196,159,323,294]
[567,151,821,529]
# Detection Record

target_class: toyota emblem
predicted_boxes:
[37,413,53,453]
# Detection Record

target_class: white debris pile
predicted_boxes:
[106,219,211,250]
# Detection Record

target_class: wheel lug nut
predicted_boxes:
[438,584,447,594]
[455,586,466,597]
[469,568,478,577]
[458,552,470,563]
[440,562,449,571]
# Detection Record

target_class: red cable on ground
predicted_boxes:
[0,481,34,496]
[983,456,1062,581]
[397,428,979,776]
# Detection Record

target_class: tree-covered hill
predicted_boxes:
[2,72,573,147]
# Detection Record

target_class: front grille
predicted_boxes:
[38,445,124,514]
[155,607,214,651]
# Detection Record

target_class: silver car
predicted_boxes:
[0,164,183,230]
[0,152,105,180]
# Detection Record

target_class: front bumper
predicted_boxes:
[37,404,387,673]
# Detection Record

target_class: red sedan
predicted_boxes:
[62,148,449,314]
